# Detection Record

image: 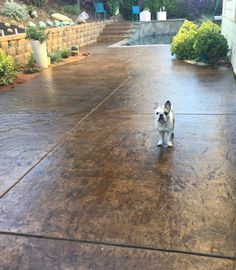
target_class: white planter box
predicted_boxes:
[140,10,151,22]
[157,11,167,21]
[31,40,48,68]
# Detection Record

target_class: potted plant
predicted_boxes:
[157,6,166,20]
[140,8,151,21]
[26,26,48,68]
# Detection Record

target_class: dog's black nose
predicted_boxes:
[159,114,164,118]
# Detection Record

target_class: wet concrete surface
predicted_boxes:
[0,235,235,270]
[0,44,236,269]
[0,55,129,195]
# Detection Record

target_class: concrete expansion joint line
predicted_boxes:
[0,231,235,262]
[0,74,132,199]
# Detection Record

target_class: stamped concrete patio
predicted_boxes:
[0,44,236,269]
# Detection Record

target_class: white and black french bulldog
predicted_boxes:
[154,101,175,147]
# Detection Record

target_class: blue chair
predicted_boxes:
[95,3,108,20]
[132,5,140,21]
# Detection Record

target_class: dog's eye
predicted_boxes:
[164,112,168,116]
[156,112,159,115]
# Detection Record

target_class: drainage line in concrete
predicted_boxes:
[0,231,235,261]
[0,74,132,199]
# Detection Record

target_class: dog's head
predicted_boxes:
[154,101,171,123]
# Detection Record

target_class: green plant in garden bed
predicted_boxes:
[171,20,198,60]
[24,54,41,74]
[26,26,47,43]
[64,4,80,16]
[0,48,16,86]
[61,49,71,58]
[1,0,29,21]
[49,50,63,64]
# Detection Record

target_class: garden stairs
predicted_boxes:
[98,22,137,43]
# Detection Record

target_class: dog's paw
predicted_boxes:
[167,141,173,147]
[157,141,163,147]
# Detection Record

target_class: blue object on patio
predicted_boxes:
[95,3,108,20]
[132,5,140,21]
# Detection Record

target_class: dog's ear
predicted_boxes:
[165,101,171,112]
[153,102,158,110]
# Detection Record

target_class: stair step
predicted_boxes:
[98,36,130,42]
[99,33,131,38]
[97,22,135,43]
[100,30,134,35]
[106,23,132,28]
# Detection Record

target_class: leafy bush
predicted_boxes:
[61,49,71,58]
[143,0,177,16]
[173,0,189,18]
[24,54,41,74]
[171,20,228,64]
[120,0,138,20]
[49,50,62,64]
[197,20,221,33]
[0,49,16,86]
[1,0,29,22]
[193,21,228,64]
[107,0,120,15]
[31,0,46,7]
[64,4,80,16]
[26,26,47,44]
[171,20,198,60]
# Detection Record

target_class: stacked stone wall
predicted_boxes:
[0,21,107,63]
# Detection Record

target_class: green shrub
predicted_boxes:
[198,20,221,33]
[26,26,47,44]
[174,0,189,19]
[49,50,62,63]
[193,21,228,64]
[120,0,138,20]
[107,0,120,15]
[171,20,229,64]
[24,54,41,74]
[1,0,29,21]
[31,0,46,7]
[171,20,198,60]
[64,4,80,16]
[0,49,16,86]
[143,0,177,16]
[61,49,71,58]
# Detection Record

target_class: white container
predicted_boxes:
[31,40,48,68]
[157,11,167,21]
[140,10,151,22]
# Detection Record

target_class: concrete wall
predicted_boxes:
[132,19,185,40]
[222,0,236,74]
[0,21,107,64]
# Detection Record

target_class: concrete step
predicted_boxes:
[100,30,134,35]
[105,23,132,28]
[97,22,136,43]
[97,35,130,42]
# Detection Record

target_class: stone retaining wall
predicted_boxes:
[0,21,107,63]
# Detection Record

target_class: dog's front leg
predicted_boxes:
[166,130,173,147]
[157,131,164,147]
